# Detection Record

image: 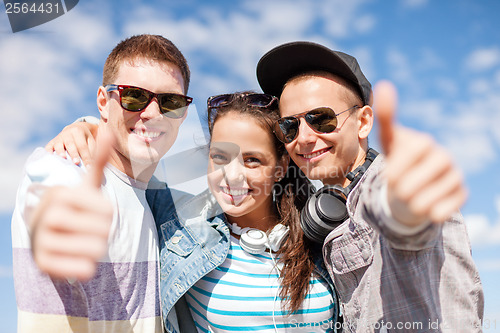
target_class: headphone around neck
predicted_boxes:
[230,223,290,255]
[300,148,379,243]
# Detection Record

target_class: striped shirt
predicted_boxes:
[11,149,161,332]
[186,235,334,332]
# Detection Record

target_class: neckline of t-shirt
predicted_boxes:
[105,163,149,190]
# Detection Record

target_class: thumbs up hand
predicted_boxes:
[30,129,115,281]
[374,81,467,227]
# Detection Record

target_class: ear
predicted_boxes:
[357,105,373,140]
[275,154,290,181]
[97,86,110,122]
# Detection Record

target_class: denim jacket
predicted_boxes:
[147,187,339,333]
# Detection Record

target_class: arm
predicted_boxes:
[45,116,99,167]
[359,81,466,250]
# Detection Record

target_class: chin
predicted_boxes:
[219,204,246,218]
[296,165,322,181]
[129,149,163,166]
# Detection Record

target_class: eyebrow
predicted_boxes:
[243,151,263,156]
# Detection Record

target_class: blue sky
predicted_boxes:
[1,0,500,331]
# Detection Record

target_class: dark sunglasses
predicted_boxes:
[105,84,193,118]
[274,106,360,143]
[207,93,277,110]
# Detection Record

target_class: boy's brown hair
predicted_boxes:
[102,34,190,94]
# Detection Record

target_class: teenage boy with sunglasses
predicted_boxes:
[11,34,192,332]
[257,41,484,332]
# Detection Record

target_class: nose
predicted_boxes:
[294,118,316,146]
[223,157,246,186]
[140,97,163,120]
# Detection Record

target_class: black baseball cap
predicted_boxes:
[256,41,372,105]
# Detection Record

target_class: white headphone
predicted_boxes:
[229,223,290,255]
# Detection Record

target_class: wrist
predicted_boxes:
[381,182,431,235]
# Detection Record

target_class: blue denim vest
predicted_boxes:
[147,187,339,333]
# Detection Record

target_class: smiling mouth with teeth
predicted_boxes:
[300,147,331,159]
[132,129,162,139]
[221,187,250,197]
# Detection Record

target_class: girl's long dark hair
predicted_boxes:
[207,92,320,314]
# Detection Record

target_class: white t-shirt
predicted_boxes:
[186,234,334,332]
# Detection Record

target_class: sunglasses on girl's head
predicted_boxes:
[105,84,193,119]
[273,105,360,143]
[207,93,277,110]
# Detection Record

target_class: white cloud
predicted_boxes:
[356,14,377,34]
[469,78,491,95]
[403,99,445,128]
[243,0,314,33]
[445,132,496,174]
[474,259,500,272]
[384,48,446,95]
[49,5,116,62]
[386,48,413,82]
[465,214,498,247]
[317,0,375,38]
[417,48,445,70]
[464,196,500,247]
[465,47,500,72]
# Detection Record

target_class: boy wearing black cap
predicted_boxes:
[257,41,484,332]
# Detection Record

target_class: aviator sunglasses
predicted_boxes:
[105,84,193,118]
[274,105,360,143]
